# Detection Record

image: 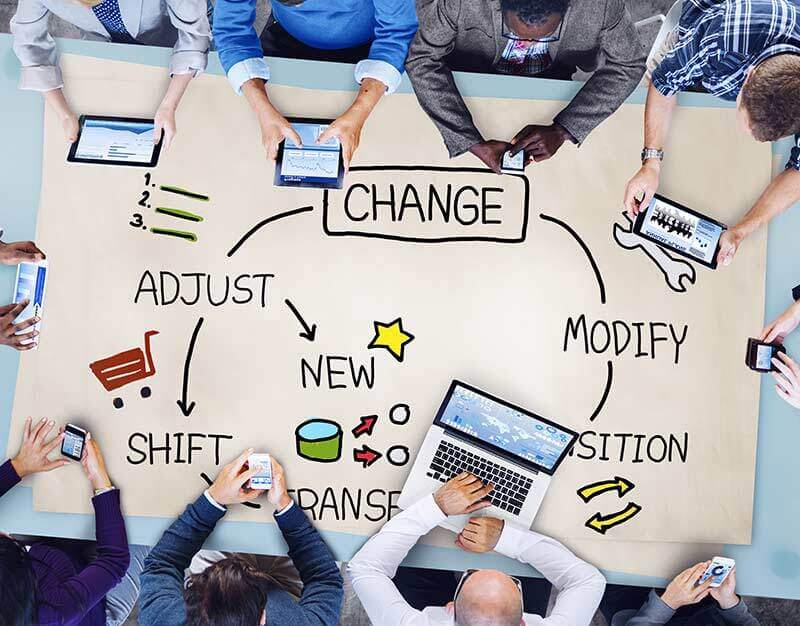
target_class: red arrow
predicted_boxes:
[352,415,378,438]
[353,445,382,468]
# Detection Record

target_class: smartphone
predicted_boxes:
[61,424,87,461]
[698,557,735,587]
[745,338,785,372]
[13,260,48,348]
[248,453,273,490]
[501,150,525,174]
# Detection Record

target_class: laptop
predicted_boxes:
[398,380,578,532]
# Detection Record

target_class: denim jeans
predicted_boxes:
[105,544,150,626]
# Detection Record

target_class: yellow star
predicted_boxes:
[368,318,415,362]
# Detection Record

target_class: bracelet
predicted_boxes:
[93,485,116,496]
[641,148,664,163]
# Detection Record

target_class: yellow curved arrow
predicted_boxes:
[585,502,642,535]
[577,476,635,503]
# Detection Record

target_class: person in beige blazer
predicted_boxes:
[11,0,211,150]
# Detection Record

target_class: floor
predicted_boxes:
[2,0,800,623]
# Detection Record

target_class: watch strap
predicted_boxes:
[793,284,800,301]
[641,148,664,163]
[93,485,116,497]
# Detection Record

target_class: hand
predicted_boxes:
[317,107,368,172]
[81,432,112,491]
[660,562,714,610]
[266,456,292,511]
[61,111,79,143]
[10,417,67,478]
[455,516,504,553]
[207,448,262,506]
[0,301,40,351]
[257,105,302,161]
[154,105,177,152]
[469,140,512,174]
[771,352,800,409]
[510,123,570,163]
[623,161,661,216]
[0,241,46,265]
[433,472,494,516]
[710,568,739,610]
[716,228,743,267]
[761,301,800,344]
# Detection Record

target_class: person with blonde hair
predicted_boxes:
[11,0,211,150]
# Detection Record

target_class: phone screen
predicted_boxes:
[501,150,525,173]
[699,559,734,587]
[248,454,273,489]
[755,344,775,370]
[61,426,86,460]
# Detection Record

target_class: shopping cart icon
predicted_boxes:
[89,331,159,409]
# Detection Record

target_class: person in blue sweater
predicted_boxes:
[138,448,343,626]
[212,0,417,169]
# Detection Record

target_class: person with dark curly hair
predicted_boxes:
[406,0,646,172]
[138,448,343,626]
[623,0,800,270]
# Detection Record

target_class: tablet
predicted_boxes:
[634,194,727,269]
[67,115,161,167]
[274,118,344,190]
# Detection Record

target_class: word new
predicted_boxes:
[564,314,689,364]
[301,355,376,389]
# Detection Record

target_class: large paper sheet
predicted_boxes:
[11,55,769,568]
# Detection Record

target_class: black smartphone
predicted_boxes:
[61,424,87,461]
[745,338,785,372]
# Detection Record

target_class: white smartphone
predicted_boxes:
[248,453,273,489]
[13,260,48,349]
[501,150,525,174]
[698,557,735,587]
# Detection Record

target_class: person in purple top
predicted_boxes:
[0,417,139,626]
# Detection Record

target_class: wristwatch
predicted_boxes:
[641,148,664,163]
[93,485,116,496]
[793,284,800,301]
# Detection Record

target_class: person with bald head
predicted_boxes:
[348,472,606,625]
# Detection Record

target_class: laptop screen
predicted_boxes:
[435,381,577,474]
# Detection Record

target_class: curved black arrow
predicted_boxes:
[177,317,203,417]
[284,299,317,342]
[227,206,314,257]
[539,213,606,305]
[589,360,613,422]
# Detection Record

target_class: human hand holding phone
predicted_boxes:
[0,241,46,265]
[208,448,262,506]
[771,352,800,409]
[469,140,513,174]
[710,567,739,610]
[266,456,292,511]
[0,301,40,351]
[762,301,800,344]
[660,562,714,609]
[10,417,67,478]
[81,432,113,491]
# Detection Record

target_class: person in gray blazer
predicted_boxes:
[11,0,211,150]
[406,0,646,172]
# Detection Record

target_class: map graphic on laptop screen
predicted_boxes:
[438,384,573,471]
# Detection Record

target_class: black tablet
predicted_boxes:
[67,115,161,167]
[274,117,344,190]
[634,194,727,269]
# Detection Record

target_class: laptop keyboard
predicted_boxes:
[426,440,533,515]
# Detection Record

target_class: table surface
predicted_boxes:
[1,33,799,598]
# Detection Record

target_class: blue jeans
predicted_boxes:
[105,544,150,626]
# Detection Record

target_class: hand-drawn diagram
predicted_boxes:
[130,173,209,243]
[577,476,641,535]
[177,318,203,417]
[368,318,415,362]
[295,419,343,462]
[89,330,159,409]
[352,415,378,438]
[353,444,382,468]
[613,212,697,293]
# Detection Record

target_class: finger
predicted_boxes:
[3,301,29,321]
[30,418,49,444]
[464,499,492,514]
[510,127,533,148]
[230,448,255,474]
[266,139,280,162]
[23,241,45,260]
[16,341,37,351]
[237,465,261,486]
[23,416,32,440]
[778,351,800,378]
[471,482,494,498]
[640,187,656,213]
[460,525,479,537]
[12,317,40,333]
[455,471,471,482]
[43,432,64,455]
[512,134,541,156]
[460,473,480,485]
[316,125,336,145]
[163,125,174,152]
[14,332,39,348]
[772,359,798,389]
[454,536,471,551]
[284,125,303,148]
[771,371,795,395]
[761,322,778,342]
[623,183,640,216]
[43,459,70,471]
[240,487,263,502]
[776,383,793,402]
[153,121,163,146]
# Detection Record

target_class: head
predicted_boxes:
[500,0,570,41]
[737,54,800,142]
[184,555,272,626]
[0,534,39,626]
[448,569,524,626]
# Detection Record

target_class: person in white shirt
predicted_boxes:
[348,471,606,625]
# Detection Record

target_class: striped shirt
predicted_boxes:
[651,0,800,101]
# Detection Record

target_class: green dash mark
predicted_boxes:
[150,227,198,242]
[155,207,204,222]
[159,185,210,201]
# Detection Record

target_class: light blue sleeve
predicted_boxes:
[212,0,269,93]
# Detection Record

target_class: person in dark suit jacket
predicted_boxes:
[406,0,646,172]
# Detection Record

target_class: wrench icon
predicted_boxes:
[612,212,696,293]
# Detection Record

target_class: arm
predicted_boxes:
[0,460,21,498]
[10,0,60,91]
[347,494,445,626]
[554,0,646,144]
[212,0,269,93]
[4,417,67,494]
[619,589,677,625]
[405,0,484,158]
[165,0,210,76]
[494,525,606,625]
[138,493,226,626]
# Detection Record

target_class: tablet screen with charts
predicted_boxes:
[274,118,344,189]
[634,194,727,269]
[67,115,161,167]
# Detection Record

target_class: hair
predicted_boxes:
[0,535,39,626]
[741,54,800,142]
[184,555,272,626]
[500,0,570,26]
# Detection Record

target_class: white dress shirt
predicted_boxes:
[347,494,606,626]
[11,0,210,91]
